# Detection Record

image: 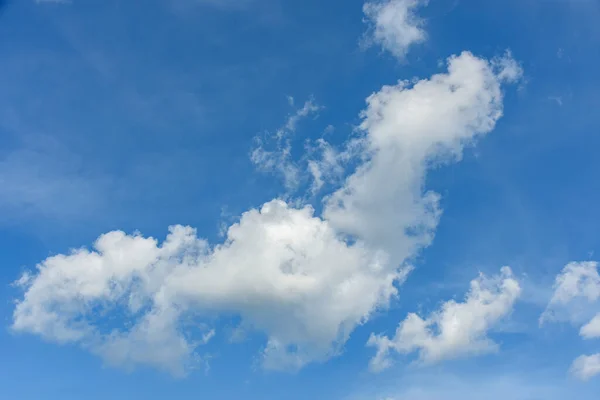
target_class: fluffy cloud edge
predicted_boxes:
[363,0,429,60]
[367,267,521,372]
[542,261,600,380]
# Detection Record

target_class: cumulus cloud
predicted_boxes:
[12,50,521,375]
[363,0,428,60]
[367,267,521,371]
[324,51,522,264]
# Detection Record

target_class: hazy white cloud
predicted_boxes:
[548,96,564,106]
[571,354,600,381]
[367,267,520,371]
[542,261,600,380]
[307,136,363,195]
[549,261,600,304]
[581,314,600,339]
[12,50,521,375]
[349,371,588,400]
[363,0,428,60]
[540,261,600,324]
[491,50,523,83]
[0,148,109,222]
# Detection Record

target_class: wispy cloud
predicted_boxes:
[549,95,564,106]
[251,98,321,191]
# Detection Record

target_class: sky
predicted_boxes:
[1,0,600,399]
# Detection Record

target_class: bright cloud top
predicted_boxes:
[367,267,521,371]
[363,0,428,60]
[543,261,600,380]
[540,261,600,329]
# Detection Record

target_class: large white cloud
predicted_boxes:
[367,267,521,371]
[11,49,521,374]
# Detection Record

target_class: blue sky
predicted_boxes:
[2,0,600,399]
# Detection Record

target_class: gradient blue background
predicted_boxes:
[1,0,599,398]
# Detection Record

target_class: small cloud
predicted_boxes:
[548,96,563,106]
[201,329,216,344]
[540,261,600,325]
[492,50,524,83]
[571,353,600,381]
[367,267,521,371]
[362,0,429,61]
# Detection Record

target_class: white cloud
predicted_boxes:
[12,203,402,374]
[324,51,522,265]
[549,261,600,304]
[12,51,520,375]
[307,137,362,195]
[367,267,521,371]
[363,0,428,60]
[542,261,600,380]
[549,96,564,106]
[571,354,600,381]
[581,314,600,339]
[491,50,523,83]
[540,261,600,324]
